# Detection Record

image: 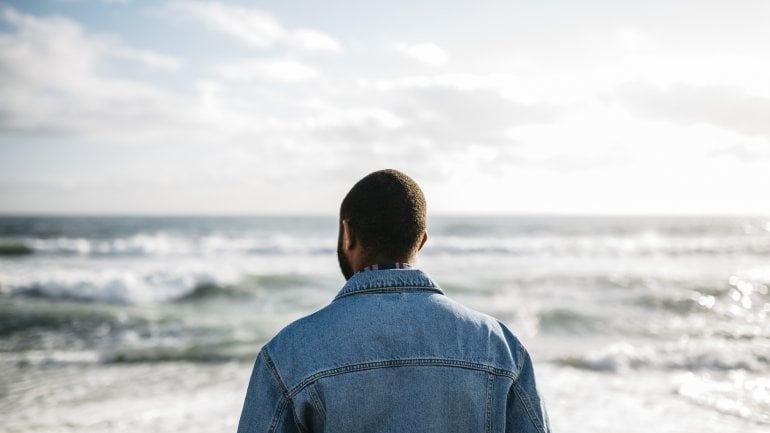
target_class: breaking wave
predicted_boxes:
[11,233,333,257]
[556,341,770,373]
[0,242,34,256]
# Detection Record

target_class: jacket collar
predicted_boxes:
[333,268,444,301]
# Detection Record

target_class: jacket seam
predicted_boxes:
[307,381,326,419]
[485,373,494,433]
[266,397,286,433]
[513,381,547,433]
[263,348,291,399]
[333,286,444,301]
[286,358,516,398]
[263,348,307,433]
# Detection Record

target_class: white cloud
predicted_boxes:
[110,46,182,70]
[609,82,770,140]
[0,7,192,139]
[217,57,318,82]
[292,29,342,53]
[393,42,448,66]
[168,2,284,48]
[166,1,341,53]
[299,103,405,130]
[616,28,655,53]
[295,82,562,177]
[371,73,507,92]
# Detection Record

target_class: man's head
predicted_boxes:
[337,169,427,280]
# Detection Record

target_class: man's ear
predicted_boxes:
[342,219,356,251]
[417,232,428,251]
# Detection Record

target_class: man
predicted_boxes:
[237,169,550,433]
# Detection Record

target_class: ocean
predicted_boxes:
[1,215,768,432]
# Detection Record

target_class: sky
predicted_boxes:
[1,0,769,215]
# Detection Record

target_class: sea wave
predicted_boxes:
[536,308,604,334]
[2,229,769,259]
[0,298,269,359]
[173,282,248,302]
[99,340,257,364]
[0,265,331,305]
[0,301,141,338]
[12,233,333,257]
[556,341,770,373]
[0,242,34,256]
[0,300,152,353]
[168,274,317,302]
[2,269,223,304]
[426,234,770,257]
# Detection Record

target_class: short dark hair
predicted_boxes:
[340,169,427,260]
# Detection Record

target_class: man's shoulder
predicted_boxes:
[262,284,528,385]
[267,290,516,344]
[262,300,340,355]
[435,295,527,356]
[431,292,503,326]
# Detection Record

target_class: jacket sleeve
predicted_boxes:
[505,338,551,433]
[237,347,301,433]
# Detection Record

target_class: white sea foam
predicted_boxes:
[425,233,770,256]
[0,258,246,303]
[21,233,334,257]
[558,339,770,373]
[677,371,770,425]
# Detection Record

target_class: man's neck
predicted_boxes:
[358,262,413,272]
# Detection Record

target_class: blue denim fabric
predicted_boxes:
[237,268,550,433]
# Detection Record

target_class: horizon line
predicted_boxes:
[0,211,767,219]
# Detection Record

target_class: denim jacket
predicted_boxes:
[237,268,550,433]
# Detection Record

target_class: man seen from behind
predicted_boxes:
[237,169,550,433]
